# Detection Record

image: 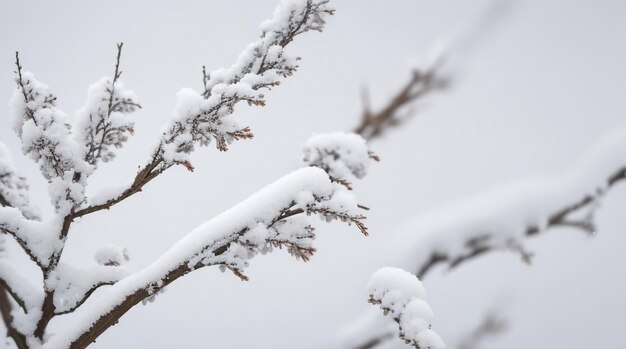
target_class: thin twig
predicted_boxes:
[353,68,447,141]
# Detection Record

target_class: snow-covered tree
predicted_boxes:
[0,1,378,348]
[3,1,626,349]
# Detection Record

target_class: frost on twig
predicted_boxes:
[367,267,445,349]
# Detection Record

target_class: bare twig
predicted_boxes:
[353,67,447,141]
[14,52,36,124]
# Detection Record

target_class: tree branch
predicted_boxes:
[6,1,343,345]
[14,52,36,125]
[0,284,28,349]
[0,270,28,314]
[416,166,626,279]
[44,165,370,349]
[54,281,116,316]
[67,221,307,348]
[353,68,447,141]
[72,154,165,221]
[348,132,626,349]
[0,223,44,270]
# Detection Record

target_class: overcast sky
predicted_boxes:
[2,0,626,348]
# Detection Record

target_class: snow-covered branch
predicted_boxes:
[50,263,128,316]
[342,127,626,349]
[303,132,379,187]
[0,142,39,220]
[159,0,333,161]
[0,207,54,269]
[0,284,28,349]
[0,260,34,313]
[398,127,626,279]
[75,43,140,168]
[367,268,445,349]
[0,142,48,269]
[44,165,369,349]
[72,0,335,221]
[11,55,89,214]
[1,1,359,347]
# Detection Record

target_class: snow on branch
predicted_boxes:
[0,282,29,349]
[303,132,379,187]
[0,260,40,314]
[341,127,626,349]
[49,263,128,316]
[0,142,39,220]
[394,127,626,279]
[0,206,59,269]
[1,1,346,347]
[74,43,140,168]
[75,0,334,221]
[44,166,369,348]
[159,0,333,164]
[11,54,89,213]
[367,267,445,349]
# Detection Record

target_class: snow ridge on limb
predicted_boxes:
[367,268,445,349]
[44,165,370,348]
[395,126,626,279]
